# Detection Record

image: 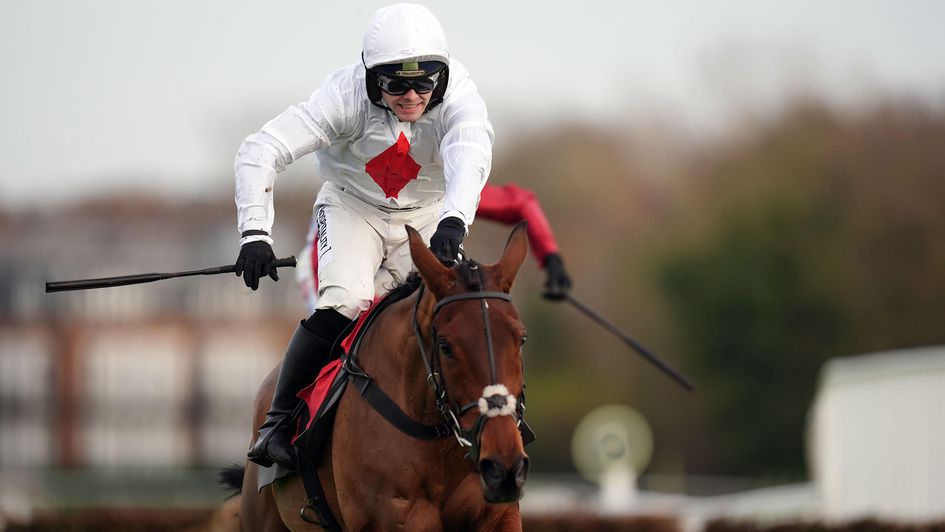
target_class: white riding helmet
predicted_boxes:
[362,4,449,69]
[362,4,450,111]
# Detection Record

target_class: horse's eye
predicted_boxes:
[437,339,454,358]
[520,335,528,348]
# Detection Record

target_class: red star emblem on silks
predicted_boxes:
[365,132,421,199]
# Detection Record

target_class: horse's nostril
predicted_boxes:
[479,459,505,489]
[514,456,529,487]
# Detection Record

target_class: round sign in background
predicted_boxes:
[571,404,654,483]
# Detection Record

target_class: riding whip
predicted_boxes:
[45,257,297,293]
[564,293,695,392]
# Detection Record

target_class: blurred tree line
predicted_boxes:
[474,97,945,482]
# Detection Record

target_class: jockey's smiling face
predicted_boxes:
[381,88,432,123]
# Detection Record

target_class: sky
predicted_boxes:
[2,0,944,209]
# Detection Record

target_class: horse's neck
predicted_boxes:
[360,286,441,422]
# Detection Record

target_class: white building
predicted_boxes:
[808,345,945,522]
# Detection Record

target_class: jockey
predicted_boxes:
[233,4,495,468]
[296,182,573,313]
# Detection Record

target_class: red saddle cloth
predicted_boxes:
[292,297,380,444]
[292,359,343,443]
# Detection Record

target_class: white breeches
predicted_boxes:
[301,182,441,319]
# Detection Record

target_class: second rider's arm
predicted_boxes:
[476,183,572,300]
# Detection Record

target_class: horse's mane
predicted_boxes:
[456,259,483,290]
[385,259,484,302]
[387,271,423,301]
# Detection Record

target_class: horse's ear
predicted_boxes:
[491,221,529,292]
[407,225,451,295]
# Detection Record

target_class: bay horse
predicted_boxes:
[240,222,531,531]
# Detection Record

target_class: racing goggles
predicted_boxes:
[375,70,443,95]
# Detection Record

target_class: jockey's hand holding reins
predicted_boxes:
[430,216,466,264]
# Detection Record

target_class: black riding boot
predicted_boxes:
[248,310,351,468]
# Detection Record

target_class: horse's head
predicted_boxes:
[406,222,530,503]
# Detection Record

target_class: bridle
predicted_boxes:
[412,261,526,463]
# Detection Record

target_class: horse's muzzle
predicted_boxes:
[479,455,529,503]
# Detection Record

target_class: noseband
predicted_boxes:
[413,261,525,462]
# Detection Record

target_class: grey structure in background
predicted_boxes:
[0,199,305,470]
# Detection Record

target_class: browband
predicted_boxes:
[433,292,512,316]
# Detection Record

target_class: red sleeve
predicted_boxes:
[476,183,560,266]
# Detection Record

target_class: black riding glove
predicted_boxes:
[235,241,279,291]
[542,253,571,301]
[429,216,466,264]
